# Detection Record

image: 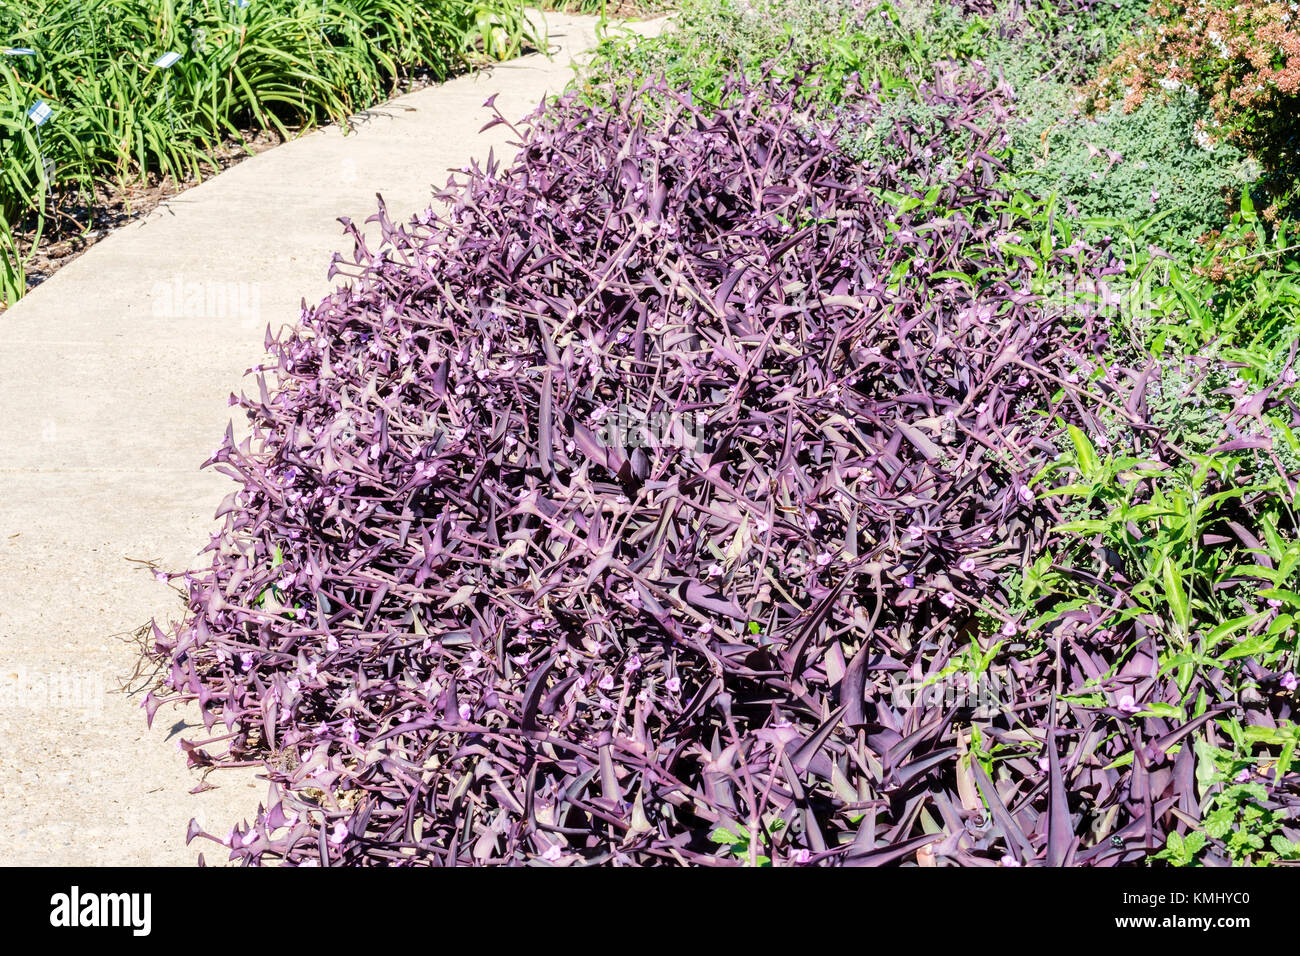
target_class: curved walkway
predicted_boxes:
[0,11,663,865]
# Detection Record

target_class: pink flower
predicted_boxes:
[1000,854,1021,867]
[1001,620,1018,638]
[1017,484,1034,504]
[959,558,976,573]
[665,676,681,694]
[1282,672,1298,692]
[541,844,563,862]
[1117,693,1141,714]
[940,592,957,608]
[598,673,616,691]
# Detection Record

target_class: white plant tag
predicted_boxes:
[27,100,52,126]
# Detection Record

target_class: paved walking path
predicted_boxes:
[0,11,663,865]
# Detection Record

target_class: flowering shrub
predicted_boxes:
[1090,0,1300,160]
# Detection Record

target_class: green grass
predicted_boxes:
[0,0,534,306]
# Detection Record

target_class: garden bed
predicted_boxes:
[141,0,1300,866]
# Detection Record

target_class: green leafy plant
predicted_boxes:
[1011,93,1252,255]
[580,0,991,109]
[0,213,23,305]
[712,822,769,868]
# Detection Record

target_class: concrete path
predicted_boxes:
[0,11,663,866]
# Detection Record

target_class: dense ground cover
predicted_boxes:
[146,0,1300,865]
[0,0,533,306]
